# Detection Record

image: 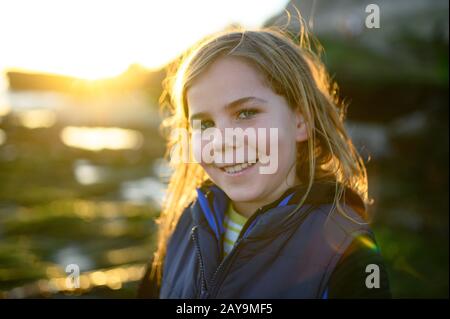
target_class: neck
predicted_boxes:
[232,176,301,219]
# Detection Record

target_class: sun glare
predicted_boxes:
[0,0,288,80]
[60,126,144,151]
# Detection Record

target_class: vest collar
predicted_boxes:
[191,180,366,241]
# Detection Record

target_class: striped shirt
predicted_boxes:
[223,203,248,258]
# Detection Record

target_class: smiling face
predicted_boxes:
[186,56,308,216]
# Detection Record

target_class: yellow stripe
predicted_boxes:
[224,237,235,246]
[228,205,248,225]
[222,203,249,260]
[224,220,242,233]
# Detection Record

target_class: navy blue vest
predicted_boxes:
[159,181,372,298]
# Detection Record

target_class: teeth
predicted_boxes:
[223,162,255,174]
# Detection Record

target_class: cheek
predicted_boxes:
[252,112,296,155]
[200,162,211,174]
[254,125,295,156]
[189,128,203,162]
[268,128,298,173]
[199,162,217,181]
[191,132,215,164]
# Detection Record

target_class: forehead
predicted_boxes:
[186,57,271,113]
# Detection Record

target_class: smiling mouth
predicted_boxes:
[218,159,259,175]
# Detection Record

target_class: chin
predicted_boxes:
[220,184,262,203]
[204,166,269,203]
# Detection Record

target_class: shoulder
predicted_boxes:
[309,203,390,298]
[310,203,372,248]
[294,203,375,279]
[166,201,196,249]
[327,233,391,298]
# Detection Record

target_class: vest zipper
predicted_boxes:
[190,225,209,298]
[237,207,264,241]
[195,186,318,298]
[207,237,244,298]
[195,188,300,298]
[206,207,265,298]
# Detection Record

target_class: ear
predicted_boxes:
[294,110,308,142]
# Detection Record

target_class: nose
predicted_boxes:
[211,123,251,166]
[212,126,235,154]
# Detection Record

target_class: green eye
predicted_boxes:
[237,109,258,120]
[201,120,214,130]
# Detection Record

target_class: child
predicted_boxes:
[138,25,390,299]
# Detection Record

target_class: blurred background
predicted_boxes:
[0,0,448,298]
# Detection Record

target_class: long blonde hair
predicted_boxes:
[150,24,371,285]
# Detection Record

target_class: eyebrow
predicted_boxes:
[189,96,267,123]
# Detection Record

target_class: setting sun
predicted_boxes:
[0,0,287,80]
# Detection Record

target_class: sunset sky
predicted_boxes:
[0,0,288,80]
